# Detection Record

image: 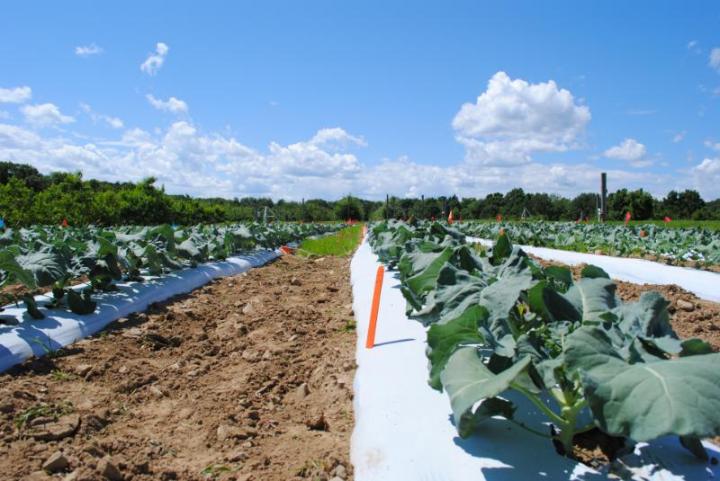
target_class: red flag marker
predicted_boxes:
[61,218,69,228]
[624,211,631,226]
[663,216,672,223]
[448,210,454,225]
[496,214,503,222]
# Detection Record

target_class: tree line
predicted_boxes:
[0,161,718,226]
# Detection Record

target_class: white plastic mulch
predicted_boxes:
[467,237,720,303]
[0,250,280,373]
[350,240,719,481]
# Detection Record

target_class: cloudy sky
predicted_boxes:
[1,1,720,200]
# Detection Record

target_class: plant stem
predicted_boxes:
[512,384,566,426]
[556,398,588,454]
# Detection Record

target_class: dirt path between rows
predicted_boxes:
[0,255,356,481]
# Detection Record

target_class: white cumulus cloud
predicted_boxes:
[0,121,369,199]
[309,127,367,148]
[140,42,169,76]
[75,44,103,57]
[21,103,75,127]
[705,140,720,152]
[672,131,686,143]
[146,94,188,114]
[267,128,364,178]
[603,138,650,167]
[79,103,124,129]
[0,117,673,201]
[0,86,32,104]
[692,157,720,198]
[452,71,590,165]
[710,48,720,72]
[695,158,720,175]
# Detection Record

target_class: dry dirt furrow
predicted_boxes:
[0,255,356,481]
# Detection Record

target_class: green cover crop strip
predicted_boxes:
[368,220,720,460]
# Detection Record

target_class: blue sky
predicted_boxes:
[1,0,720,200]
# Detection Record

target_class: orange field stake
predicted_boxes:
[365,265,385,349]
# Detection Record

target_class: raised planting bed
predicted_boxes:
[460,221,720,272]
[350,220,720,480]
[466,237,720,303]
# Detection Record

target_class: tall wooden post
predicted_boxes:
[600,172,608,222]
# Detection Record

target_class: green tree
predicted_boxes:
[478,193,504,219]
[503,188,527,217]
[0,177,36,225]
[570,193,599,221]
[661,190,704,219]
[608,189,654,220]
[334,195,365,221]
[0,161,47,191]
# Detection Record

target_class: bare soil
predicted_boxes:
[0,255,356,481]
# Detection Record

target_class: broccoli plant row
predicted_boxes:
[0,222,340,321]
[369,220,720,460]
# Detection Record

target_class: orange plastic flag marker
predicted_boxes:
[624,211,632,225]
[496,214,502,222]
[448,210,454,225]
[61,218,69,228]
[365,265,385,349]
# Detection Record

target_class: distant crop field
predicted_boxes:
[458,220,720,269]
[468,218,720,231]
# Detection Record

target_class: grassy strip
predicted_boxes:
[297,224,363,257]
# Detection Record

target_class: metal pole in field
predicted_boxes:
[421,194,425,219]
[385,194,389,221]
[600,172,608,221]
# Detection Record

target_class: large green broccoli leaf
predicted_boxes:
[565,326,720,442]
[426,305,487,390]
[441,347,531,433]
